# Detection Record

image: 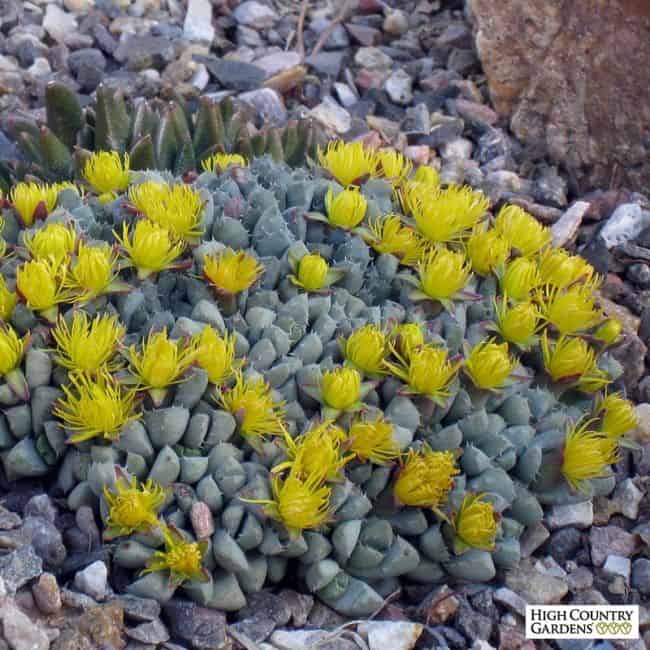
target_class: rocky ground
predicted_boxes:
[0,0,649,649]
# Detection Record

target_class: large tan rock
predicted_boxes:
[470,0,650,192]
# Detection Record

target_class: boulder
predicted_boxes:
[470,0,650,192]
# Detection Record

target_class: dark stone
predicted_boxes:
[631,559,650,595]
[439,625,468,650]
[609,332,647,392]
[416,120,464,148]
[637,225,650,248]
[58,549,110,579]
[113,35,176,71]
[447,48,480,75]
[627,262,650,289]
[579,236,611,276]
[454,600,493,642]
[533,165,568,207]
[15,39,38,68]
[469,589,497,619]
[236,590,291,626]
[68,48,106,76]
[162,599,228,650]
[111,594,161,622]
[230,617,275,643]
[0,544,42,593]
[348,99,376,120]
[546,528,583,565]
[345,23,382,46]
[198,56,265,91]
[305,51,346,77]
[92,24,118,55]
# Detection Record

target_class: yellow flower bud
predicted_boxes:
[291,253,329,292]
[561,419,619,492]
[324,186,367,229]
[454,493,498,550]
[194,326,240,385]
[23,222,77,265]
[373,149,412,184]
[595,392,638,439]
[348,416,401,465]
[10,182,60,226]
[541,332,610,392]
[321,367,361,412]
[466,226,510,275]
[416,247,471,302]
[538,247,595,289]
[83,151,130,203]
[318,140,377,187]
[540,285,603,335]
[366,215,423,266]
[116,219,185,278]
[0,326,25,376]
[494,204,551,256]
[413,185,489,244]
[16,258,68,314]
[593,318,622,345]
[413,165,440,185]
[203,248,264,295]
[65,242,118,301]
[201,153,248,173]
[394,446,459,508]
[495,300,541,346]
[465,339,517,390]
[390,322,425,360]
[343,324,388,376]
[0,277,17,322]
[500,257,541,302]
[128,328,197,390]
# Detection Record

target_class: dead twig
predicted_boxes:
[296,0,309,59]
[309,0,353,59]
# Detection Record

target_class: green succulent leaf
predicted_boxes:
[45,81,83,150]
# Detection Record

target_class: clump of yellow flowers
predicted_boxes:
[83,151,131,204]
[201,153,248,173]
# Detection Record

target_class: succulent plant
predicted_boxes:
[1,82,324,186]
[0,141,637,618]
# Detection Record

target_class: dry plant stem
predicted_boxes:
[310,0,354,59]
[296,0,309,58]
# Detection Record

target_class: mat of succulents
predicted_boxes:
[0,135,637,618]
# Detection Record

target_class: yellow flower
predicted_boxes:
[389,322,424,361]
[466,226,510,276]
[279,421,349,482]
[116,220,185,279]
[342,324,388,376]
[201,153,248,172]
[194,326,240,385]
[54,370,140,444]
[594,393,638,439]
[64,242,119,302]
[413,165,440,185]
[83,151,131,204]
[394,445,459,508]
[348,415,401,464]
[52,312,125,374]
[10,182,60,226]
[365,215,423,265]
[23,222,77,265]
[494,204,551,256]
[541,332,610,392]
[218,370,286,445]
[129,182,204,241]
[128,328,197,390]
[465,339,517,390]
[561,419,619,491]
[415,247,471,302]
[0,277,17,322]
[103,476,167,539]
[142,525,208,585]
[0,326,25,375]
[373,149,412,184]
[203,248,263,295]
[494,300,541,346]
[254,470,331,537]
[321,367,362,412]
[324,186,367,229]
[384,344,460,402]
[538,247,595,290]
[289,253,330,292]
[539,285,603,335]
[454,493,498,551]
[500,257,541,302]
[412,185,489,243]
[16,258,69,318]
[593,319,622,345]
[318,140,377,186]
